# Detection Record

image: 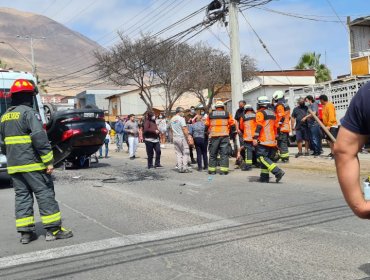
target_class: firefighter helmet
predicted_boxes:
[257,96,270,107]
[10,79,36,95]
[214,101,225,109]
[272,90,284,101]
[244,104,253,111]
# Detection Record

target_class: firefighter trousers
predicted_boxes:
[256,145,283,182]
[277,132,289,161]
[11,171,61,233]
[208,136,230,173]
[243,141,254,167]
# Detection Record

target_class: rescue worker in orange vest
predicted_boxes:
[253,96,285,183]
[0,79,73,244]
[272,90,291,162]
[205,101,236,175]
[239,104,256,171]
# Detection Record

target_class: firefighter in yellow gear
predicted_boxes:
[272,90,291,162]
[0,79,73,244]
[205,101,236,175]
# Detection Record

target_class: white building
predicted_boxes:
[106,85,202,118]
[242,70,316,106]
[75,89,128,111]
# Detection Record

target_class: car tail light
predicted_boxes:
[61,129,82,142]
[101,127,108,135]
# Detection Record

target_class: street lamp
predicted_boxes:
[0,41,34,71]
[16,35,46,76]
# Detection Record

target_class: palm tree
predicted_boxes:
[295,52,331,83]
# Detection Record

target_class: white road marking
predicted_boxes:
[58,201,124,237]
[0,219,241,270]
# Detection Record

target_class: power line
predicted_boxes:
[254,7,343,23]
[40,0,190,75]
[325,0,349,34]
[48,5,208,84]
[52,19,216,92]
[239,9,293,85]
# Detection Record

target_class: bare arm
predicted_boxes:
[182,126,190,138]
[291,117,296,130]
[334,126,370,218]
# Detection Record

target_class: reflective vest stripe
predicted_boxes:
[16,216,35,228]
[281,107,291,132]
[210,119,229,137]
[7,163,46,174]
[41,212,61,225]
[41,151,54,164]
[4,135,32,145]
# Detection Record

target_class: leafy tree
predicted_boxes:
[95,33,160,111]
[295,52,331,83]
[189,43,256,112]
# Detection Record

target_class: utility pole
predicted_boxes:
[228,0,243,116]
[16,35,46,76]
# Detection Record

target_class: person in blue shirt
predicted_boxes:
[335,82,370,219]
[114,116,124,152]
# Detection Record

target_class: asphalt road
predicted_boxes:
[1,144,370,280]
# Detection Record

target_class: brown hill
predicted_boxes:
[0,7,113,95]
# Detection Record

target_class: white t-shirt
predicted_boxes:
[170,115,186,138]
[105,123,111,140]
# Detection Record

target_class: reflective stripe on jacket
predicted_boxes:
[205,110,235,138]
[0,105,53,174]
[254,108,277,147]
[239,111,256,142]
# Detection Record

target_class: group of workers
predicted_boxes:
[202,90,288,183]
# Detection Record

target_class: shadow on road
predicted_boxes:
[358,263,370,280]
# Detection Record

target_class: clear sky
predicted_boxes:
[0,0,369,79]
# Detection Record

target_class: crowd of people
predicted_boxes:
[99,91,339,183]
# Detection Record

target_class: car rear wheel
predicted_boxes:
[44,103,55,126]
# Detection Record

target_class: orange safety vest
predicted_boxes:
[239,111,256,142]
[255,108,277,147]
[206,110,235,137]
[275,103,291,133]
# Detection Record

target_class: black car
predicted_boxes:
[45,105,107,167]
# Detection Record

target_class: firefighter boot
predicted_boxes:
[20,232,34,244]
[46,227,73,241]
[275,170,285,183]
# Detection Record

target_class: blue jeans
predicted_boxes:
[309,125,322,155]
[99,139,110,157]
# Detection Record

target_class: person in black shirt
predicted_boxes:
[234,100,246,125]
[335,81,370,219]
[291,97,309,157]
[234,100,246,165]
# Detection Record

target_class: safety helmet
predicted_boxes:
[244,104,253,111]
[272,90,284,101]
[257,96,270,107]
[214,101,225,109]
[10,79,36,95]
